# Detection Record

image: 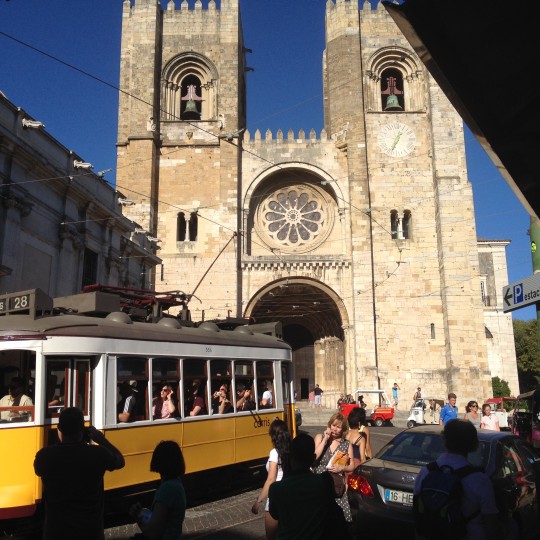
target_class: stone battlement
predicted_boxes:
[126,0,236,13]
[244,128,334,144]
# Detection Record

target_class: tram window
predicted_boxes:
[256,362,275,409]
[45,360,69,418]
[183,359,208,416]
[151,357,180,420]
[0,350,36,423]
[234,361,254,412]
[210,360,232,414]
[117,356,149,422]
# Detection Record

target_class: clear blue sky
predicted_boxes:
[0,0,535,320]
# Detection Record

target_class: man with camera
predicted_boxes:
[34,407,125,540]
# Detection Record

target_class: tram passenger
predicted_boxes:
[189,379,206,416]
[236,383,255,411]
[117,381,138,423]
[0,376,33,421]
[152,384,178,420]
[260,381,273,409]
[212,384,233,414]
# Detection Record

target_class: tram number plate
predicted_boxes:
[384,488,413,506]
[0,294,31,313]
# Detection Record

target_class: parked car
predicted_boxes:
[347,425,540,537]
[339,389,394,427]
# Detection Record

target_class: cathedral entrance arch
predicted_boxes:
[245,278,349,404]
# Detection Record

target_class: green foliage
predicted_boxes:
[513,319,540,392]
[491,376,511,398]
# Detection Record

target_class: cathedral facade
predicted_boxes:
[116,0,518,405]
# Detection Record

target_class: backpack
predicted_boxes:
[413,462,482,540]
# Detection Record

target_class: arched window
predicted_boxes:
[402,209,411,239]
[390,210,412,240]
[180,75,202,120]
[188,212,198,242]
[390,210,399,240]
[177,213,187,241]
[366,47,425,112]
[162,53,218,121]
[381,68,404,111]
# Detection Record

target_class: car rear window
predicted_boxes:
[378,431,488,468]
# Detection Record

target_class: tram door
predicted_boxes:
[45,357,92,422]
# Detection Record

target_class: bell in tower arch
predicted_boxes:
[381,74,404,111]
[181,84,202,120]
[384,94,403,111]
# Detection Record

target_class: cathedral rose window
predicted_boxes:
[255,183,334,254]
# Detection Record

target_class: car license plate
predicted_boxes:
[384,488,413,506]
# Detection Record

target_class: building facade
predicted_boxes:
[0,91,160,298]
[116,0,518,405]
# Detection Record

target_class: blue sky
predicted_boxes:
[0,0,535,320]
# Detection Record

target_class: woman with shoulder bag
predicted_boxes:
[313,412,355,524]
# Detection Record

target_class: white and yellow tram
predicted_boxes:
[0,288,297,533]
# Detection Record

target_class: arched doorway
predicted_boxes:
[245,278,349,405]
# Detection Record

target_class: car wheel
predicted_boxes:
[407,420,416,428]
[374,418,384,427]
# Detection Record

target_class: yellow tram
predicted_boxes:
[0,288,297,534]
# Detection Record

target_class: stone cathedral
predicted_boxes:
[116,0,518,406]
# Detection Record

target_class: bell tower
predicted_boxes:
[116,0,247,305]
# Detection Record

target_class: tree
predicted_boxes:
[513,319,540,392]
[491,376,511,398]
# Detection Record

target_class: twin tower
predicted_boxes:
[116,0,517,404]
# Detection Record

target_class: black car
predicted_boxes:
[347,425,540,538]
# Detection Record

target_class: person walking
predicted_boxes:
[251,419,291,537]
[130,440,186,540]
[439,392,458,425]
[313,412,355,524]
[413,420,502,540]
[34,407,125,540]
[345,407,368,468]
[308,388,315,408]
[313,384,324,408]
[463,400,481,429]
[391,382,400,410]
[480,403,500,431]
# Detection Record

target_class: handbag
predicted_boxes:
[330,471,346,498]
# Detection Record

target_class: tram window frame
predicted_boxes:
[44,356,93,422]
[256,361,275,410]
[0,349,36,424]
[182,358,208,417]
[117,356,149,422]
[151,357,181,420]
[233,361,255,412]
[209,359,232,415]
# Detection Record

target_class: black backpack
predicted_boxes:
[413,462,482,540]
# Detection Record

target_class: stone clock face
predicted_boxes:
[377,122,416,157]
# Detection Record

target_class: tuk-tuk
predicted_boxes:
[483,397,516,431]
[339,389,394,427]
[406,397,445,428]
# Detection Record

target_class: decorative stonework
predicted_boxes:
[254,183,335,254]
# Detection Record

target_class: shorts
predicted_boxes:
[315,395,321,405]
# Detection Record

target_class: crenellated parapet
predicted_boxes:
[244,128,330,144]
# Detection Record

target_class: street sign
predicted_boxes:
[502,274,540,313]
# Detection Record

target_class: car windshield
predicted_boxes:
[378,431,489,468]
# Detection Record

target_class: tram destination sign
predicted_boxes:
[503,274,540,313]
[0,289,53,318]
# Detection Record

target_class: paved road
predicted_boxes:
[105,425,401,539]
